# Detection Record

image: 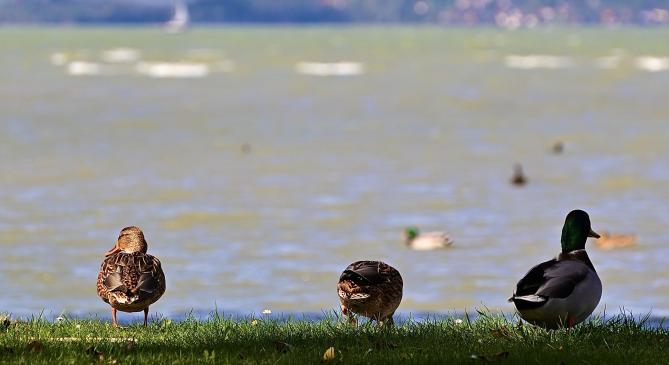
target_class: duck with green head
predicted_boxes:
[403,227,453,250]
[509,209,602,329]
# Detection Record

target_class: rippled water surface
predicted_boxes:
[2,27,669,318]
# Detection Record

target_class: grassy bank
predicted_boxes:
[0,312,666,364]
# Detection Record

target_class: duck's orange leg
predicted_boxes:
[143,307,149,326]
[341,305,357,325]
[567,315,575,328]
[111,308,119,328]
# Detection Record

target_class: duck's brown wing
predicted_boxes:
[97,252,165,304]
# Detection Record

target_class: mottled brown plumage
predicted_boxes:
[97,226,165,327]
[337,260,403,326]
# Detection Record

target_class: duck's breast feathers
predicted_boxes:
[514,258,592,302]
[339,261,401,285]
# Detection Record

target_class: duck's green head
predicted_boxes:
[561,209,600,252]
[404,227,420,242]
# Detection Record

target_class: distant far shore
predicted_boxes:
[2,0,669,28]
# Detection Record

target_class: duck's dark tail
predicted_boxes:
[339,270,371,284]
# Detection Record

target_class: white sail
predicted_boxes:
[165,1,189,33]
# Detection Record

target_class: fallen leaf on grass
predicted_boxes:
[86,346,105,362]
[26,340,43,353]
[274,341,293,353]
[322,346,336,362]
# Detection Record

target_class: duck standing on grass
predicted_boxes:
[509,210,601,329]
[97,226,166,327]
[337,261,403,326]
[404,227,453,250]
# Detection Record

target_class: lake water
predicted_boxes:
[1,26,669,319]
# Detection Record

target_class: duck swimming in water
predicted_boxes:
[510,163,527,187]
[403,227,453,250]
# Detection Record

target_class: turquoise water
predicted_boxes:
[1,26,669,318]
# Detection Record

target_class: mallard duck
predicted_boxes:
[509,210,602,329]
[511,163,527,186]
[404,227,453,250]
[595,231,637,250]
[97,226,166,327]
[337,260,403,326]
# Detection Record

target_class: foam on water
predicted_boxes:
[135,62,210,78]
[504,55,572,69]
[295,62,365,76]
[66,61,103,76]
[101,48,141,63]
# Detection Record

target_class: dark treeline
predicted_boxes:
[1,0,669,26]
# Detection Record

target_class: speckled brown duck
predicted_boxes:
[97,226,166,327]
[337,260,403,326]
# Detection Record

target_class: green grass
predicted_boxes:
[0,311,667,364]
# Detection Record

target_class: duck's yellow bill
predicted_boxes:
[589,229,601,239]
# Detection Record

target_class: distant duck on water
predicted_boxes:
[511,163,527,187]
[97,227,166,327]
[509,210,602,329]
[404,227,453,250]
[595,231,637,250]
[337,261,403,326]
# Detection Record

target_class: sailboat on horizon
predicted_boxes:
[164,1,189,33]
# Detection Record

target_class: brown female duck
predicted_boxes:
[337,260,403,326]
[97,226,166,327]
